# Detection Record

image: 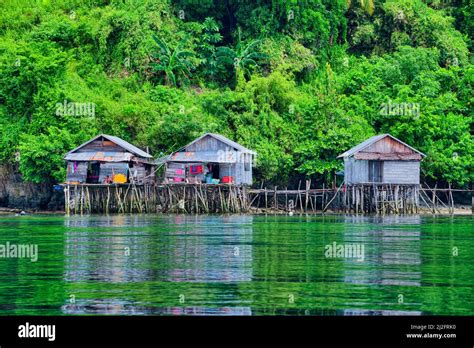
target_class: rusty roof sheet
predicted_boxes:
[337,134,426,158]
[354,152,423,160]
[65,151,133,162]
[103,134,152,158]
[64,134,152,159]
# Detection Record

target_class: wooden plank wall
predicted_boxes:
[383,161,420,184]
[76,138,127,153]
[129,163,154,184]
[239,153,253,185]
[344,157,368,184]
[362,137,415,154]
[186,135,229,152]
[66,162,88,183]
[98,162,128,183]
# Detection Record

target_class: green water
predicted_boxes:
[0,214,472,315]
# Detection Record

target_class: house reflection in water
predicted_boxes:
[62,215,253,315]
[342,309,422,315]
[164,215,253,283]
[341,215,422,316]
[63,215,154,284]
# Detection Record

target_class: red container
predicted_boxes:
[221,176,233,184]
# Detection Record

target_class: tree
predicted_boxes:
[346,0,375,16]
[198,17,223,72]
[18,127,87,183]
[215,28,267,83]
[150,35,195,87]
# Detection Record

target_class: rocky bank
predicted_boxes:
[0,165,64,211]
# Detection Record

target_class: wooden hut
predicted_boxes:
[338,134,425,185]
[160,133,256,185]
[64,134,155,184]
[336,134,426,214]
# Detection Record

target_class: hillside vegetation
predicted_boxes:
[0,0,472,187]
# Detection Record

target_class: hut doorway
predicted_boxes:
[86,162,100,184]
[210,163,220,179]
[368,160,383,183]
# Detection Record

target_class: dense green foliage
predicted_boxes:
[0,0,472,186]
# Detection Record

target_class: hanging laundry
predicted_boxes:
[190,165,203,174]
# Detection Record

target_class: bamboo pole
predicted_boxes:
[323,182,344,212]
[448,182,454,215]
[274,186,277,210]
[297,180,303,211]
[265,187,268,210]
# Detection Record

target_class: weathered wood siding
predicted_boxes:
[362,136,415,155]
[129,163,154,184]
[219,163,233,178]
[247,153,253,185]
[66,161,88,183]
[229,152,252,185]
[76,139,127,153]
[344,157,368,184]
[383,161,420,184]
[186,135,229,152]
[98,162,129,183]
[166,162,186,180]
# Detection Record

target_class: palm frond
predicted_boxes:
[152,35,170,56]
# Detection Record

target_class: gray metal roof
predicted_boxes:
[64,134,152,159]
[179,133,257,155]
[337,134,426,158]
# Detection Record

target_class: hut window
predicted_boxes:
[244,154,250,171]
[68,161,79,174]
[368,161,383,183]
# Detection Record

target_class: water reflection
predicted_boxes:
[342,309,422,315]
[63,301,252,315]
[64,215,154,283]
[342,215,422,315]
[49,214,473,316]
[62,215,253,315]
[166,215,253,283]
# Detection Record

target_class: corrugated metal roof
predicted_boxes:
[65,152,133,162]
[178,133,257,155]
[64,134,152,159]
[103,134,152,158]
[354,152,423,160]
[337,134,426,158]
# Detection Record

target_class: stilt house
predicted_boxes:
[160,133,256,185]
[64,134,155,184]
[338,134,426,185]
